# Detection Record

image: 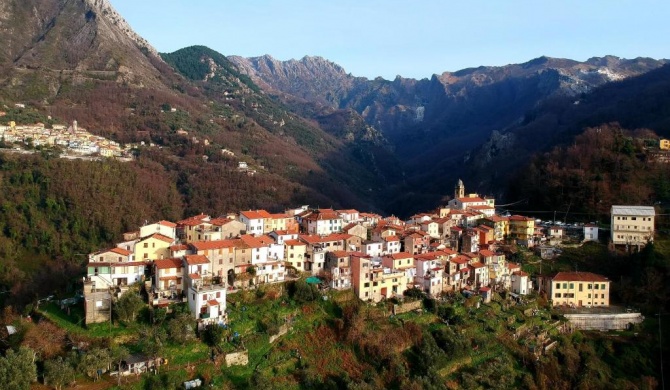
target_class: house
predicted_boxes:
[468,262,489,288]
[381,252,416,286]
[285,239,307,272]
[583,224,599,242]
[135,234,174,261]
[152,258,184,305]
[461,229,480,253]
[208,218,247,240]
[177,214,211,242]
[403,231,430,255]
[139,221,177,240]
[351,255,406,302]
[381,235,401,254]
[343,223,368,241]
[83,283,111,325]
[610,205,655,248]
[508,215,535,247]
[545,272,611,307]
[239,210,272,235]
[303,209,343,235]
[361,240,383,258]
[481,215,509,242]
[511,271,531,295]
[325,251,352,290]
[337,209,360,223]
[120,355,162,375]
[548,226,564,239]
[420,220,440,238]
[414,256,443,297]
[85,247,147,299]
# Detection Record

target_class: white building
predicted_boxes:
[583,224,599,242]
[511,271,531,295]
[140,220,177,240]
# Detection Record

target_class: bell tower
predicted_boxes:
[455,179,465,199]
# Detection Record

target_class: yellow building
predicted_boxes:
[481,215,509,241]
[660,139,670,150]
[508,215,535,247]
[549,272,610,307]
[352,255,406,302]
[610,205,655,247]
[135,233,174,261]
[284,239,307,272]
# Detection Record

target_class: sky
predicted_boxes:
[110,0,670,80]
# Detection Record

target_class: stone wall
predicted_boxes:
[392,300,423,315]
[269,324,290,344]
[224,350,248,367]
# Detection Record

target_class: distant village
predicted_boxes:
[83,180,655,332]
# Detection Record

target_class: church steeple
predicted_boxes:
[455,179,465,199]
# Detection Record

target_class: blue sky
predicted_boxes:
[110,0,669,80]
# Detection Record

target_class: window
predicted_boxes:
[216,292,220,298]
[365,292,368,297]
[563,283,567,289]
[144,243,148,248]
[569,283,574,289]
[601,294,605,299]
[364,282,370,288]
[595,284,599,290]
[601,283,606,289]
[556,283,560,289]
[219,259,222,265]
[144,253,148,259]
[588,294,591,298]
[554,293,560,298]
[579,283,583,292]
[588,284,592,289]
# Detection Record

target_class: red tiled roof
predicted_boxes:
[170,244,189,251]
[210,217,234,226]
[329,250,349,258]
[240,234,267,248]
[158,220,177,228]
[509,215,534,222]
[285,239,306,246]
[184,255,209,265]
[553,272,609,282]
[143,233,173,244]
[240,210,272,220]
[457,197,486,203]
[154,258,183,269]
[177,214,210,226]
[470,262,486,269]
[479,249,495,257]
[189,273,201,280]
[513,271,529,277]
[207,299,220,306]
[507,262,521,270]
[106,247,132,256]
[451,256,470,265]
[191,240,236,251]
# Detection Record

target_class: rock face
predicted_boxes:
[0,0,167,95]
[230,53,668,208]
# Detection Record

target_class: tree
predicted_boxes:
[167,313,196,345]
[0,347,37,390]
[79,347,112,381]
[44,357,75,390]
[139,326,167,374]
[114,291,144,323]
[202,324,223,347]
[110,345,129,387]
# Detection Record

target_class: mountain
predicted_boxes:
[0,0,169,98]
[0,0,400,215]
[229,54,668,213]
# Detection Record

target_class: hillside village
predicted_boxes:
[0,116,134,158]
[83,180,655,330]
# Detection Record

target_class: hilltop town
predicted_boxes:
[0,113,135,158]
[83,180,653,332]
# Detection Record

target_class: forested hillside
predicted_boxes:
[508,124,670,222]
